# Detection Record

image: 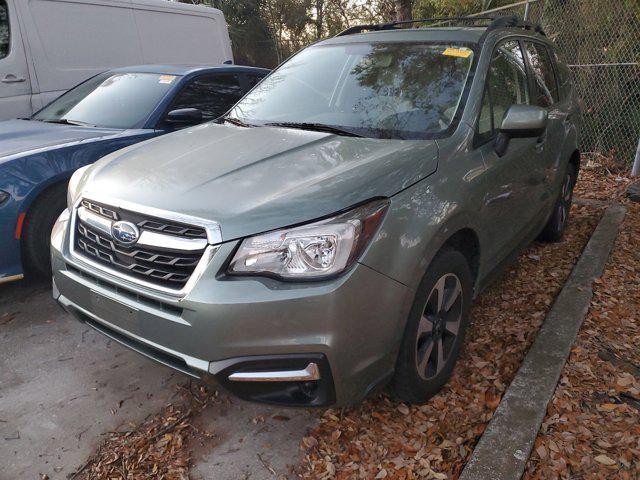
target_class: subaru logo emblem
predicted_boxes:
[111,221,140,245]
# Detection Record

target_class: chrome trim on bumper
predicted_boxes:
[228,362,321,382]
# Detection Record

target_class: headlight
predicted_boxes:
[67,165,91,208]
[228,199,389,280]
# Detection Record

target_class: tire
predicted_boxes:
[22,182,68,277]
[392,248,473,403]
[538,163,577,242]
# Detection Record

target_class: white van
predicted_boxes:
[0,0,233,121]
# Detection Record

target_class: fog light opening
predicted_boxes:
[300,380,319,398]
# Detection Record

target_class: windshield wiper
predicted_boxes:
[222,117,255,128]
[264,122,363,138]
[42,118,95,127]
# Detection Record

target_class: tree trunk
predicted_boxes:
[315,0,324,39]
[395,0,412,22]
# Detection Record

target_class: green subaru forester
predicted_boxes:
[52,16,581,407]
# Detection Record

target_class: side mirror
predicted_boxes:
[165,108,203,126]
[495,105,548,157]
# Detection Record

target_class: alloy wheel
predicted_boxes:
[415,273,463,380]
[557,172,573,231]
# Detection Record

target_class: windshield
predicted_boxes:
[227,42,474,139]
[33,72,180,129]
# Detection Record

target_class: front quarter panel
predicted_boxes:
[0,130,159,279]
[361,123,487,291]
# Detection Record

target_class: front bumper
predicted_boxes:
[52,211,412,406]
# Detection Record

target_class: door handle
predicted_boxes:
[1,75,27,84]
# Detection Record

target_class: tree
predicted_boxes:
[395,0,412,22]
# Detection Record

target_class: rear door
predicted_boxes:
[0,0,32,120]
[476,39,547,266]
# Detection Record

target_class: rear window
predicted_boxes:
[0,1,9,60]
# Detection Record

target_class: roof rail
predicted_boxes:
[335,15,545,37]
[487,15,545,35]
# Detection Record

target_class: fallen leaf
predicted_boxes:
[594,454,617,466]
[375,468,388,478]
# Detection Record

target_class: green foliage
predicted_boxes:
[413,0,514,18]
[176,0,392,67]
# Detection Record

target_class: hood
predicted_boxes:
[84,123,439,241]
[0,119,125,160]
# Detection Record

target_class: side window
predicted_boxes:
[0,0,9,60]
[489,41,530,126]
[477,87,493,140]
[244,74,264,91]
[171,74,243,121]
[524,42,559,107]
[476,40,530,142]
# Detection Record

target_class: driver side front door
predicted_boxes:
[476,39,548,268]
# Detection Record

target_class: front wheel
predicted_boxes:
[392,248,473,403]
[538,163,577,242]
[22,183,68,277]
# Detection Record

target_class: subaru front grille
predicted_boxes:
[71,199,214,291]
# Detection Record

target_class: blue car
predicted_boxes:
[0,64,269,282]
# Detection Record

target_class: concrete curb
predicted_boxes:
[459,203,627,480]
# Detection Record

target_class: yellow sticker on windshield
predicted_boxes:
[158,75,177,84]
[442,48,472,58]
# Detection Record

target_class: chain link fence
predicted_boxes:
[471,0,640,168]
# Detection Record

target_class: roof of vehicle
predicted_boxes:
[132,0,224,16]
[107,65,270,76]
[321,27,487,46]
[320,16,546,47]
